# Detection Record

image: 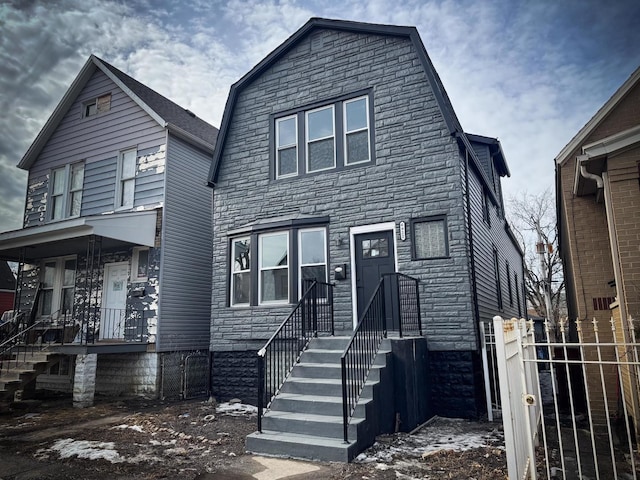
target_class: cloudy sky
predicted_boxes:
[1,0,639,232]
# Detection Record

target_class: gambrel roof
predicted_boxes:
[208,18,473,184]
[18,55,218,170]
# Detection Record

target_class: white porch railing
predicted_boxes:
[493,315,640,480]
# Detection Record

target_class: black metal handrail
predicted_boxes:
[340,277,386,442]
[340,272,422,442]
[257,280,335,432]
[388,272,422,337]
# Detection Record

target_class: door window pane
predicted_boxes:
[362,237,388,258]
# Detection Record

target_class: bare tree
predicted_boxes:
[508,189,565,324]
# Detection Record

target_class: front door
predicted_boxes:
[354,230,396,326]
[100,262,129,340]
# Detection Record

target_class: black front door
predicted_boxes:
[354,230,396,326]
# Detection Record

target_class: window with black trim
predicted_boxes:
[482,188,491,226]
[272,92,373,179]
[506,262,513,306]
[229,225,328,306]
[493,248,503,310]
[515,274,521,317]
[50,163,85,221]
[411,216,448,259]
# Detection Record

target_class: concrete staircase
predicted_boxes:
[246,336,392,462]
[0,347,56,401]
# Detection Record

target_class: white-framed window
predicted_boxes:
[298,228,327,298]
[50,163,84,221]
[276,116,298,178]
[259,232,289,304]
[343,96,370,165]
[132,247,150,282]
[116,148,137,209]
[40,256,76,318]
[306,105,335,173]
[83,93,111,118]
[230,237,251,306]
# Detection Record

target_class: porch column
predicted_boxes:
[73,353,97,408]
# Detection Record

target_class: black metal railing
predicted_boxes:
[340,272,421,442]
[257,280,335,432]
[341,277,386,442]
[79,306,146,343]
[388,272,422,337]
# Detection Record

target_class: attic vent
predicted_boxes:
[184,109,196,118]
[310,33,323,51]
[592,297,615,311]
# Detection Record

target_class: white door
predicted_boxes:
[100,262,129,340]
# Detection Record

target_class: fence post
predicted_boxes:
[395,274,403,338]
[257,353,264,433]
[415,278,422,336]
[312,282,318,336]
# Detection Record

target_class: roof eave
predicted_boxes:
[555,65,640,166]
[167,124,216,154]
[208,17,461,186]
[17,57,98,170]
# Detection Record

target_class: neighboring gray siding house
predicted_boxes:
[207,18,524,420]
[0,56,217,405]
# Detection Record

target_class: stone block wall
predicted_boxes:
[95,352,159,397]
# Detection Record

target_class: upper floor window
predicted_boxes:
[117,148,137,209]
[273,92,373,180]
[50,163,84,221]
[344,96,370,165]
[83,93,111,118]
[306,105,335,173]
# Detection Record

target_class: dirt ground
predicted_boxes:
[0,395,507,480]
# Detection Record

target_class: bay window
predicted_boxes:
[229,224,328,307]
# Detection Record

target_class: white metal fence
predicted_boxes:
[492,315,640,480]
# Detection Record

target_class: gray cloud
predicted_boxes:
[1,0,639,232]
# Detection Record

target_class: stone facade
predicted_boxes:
[209,21,524,419]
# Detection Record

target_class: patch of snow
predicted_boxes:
[49,438,123,463]
[112,424,145,433]
[216,402,258,416]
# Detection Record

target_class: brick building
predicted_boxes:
[556,66,640,430]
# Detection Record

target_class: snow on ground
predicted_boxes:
[48,438,123,463]
[216,402,258,416]
[356,417,505,465]
[112,424,145,433]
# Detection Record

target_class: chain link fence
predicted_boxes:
[160,351,209,400]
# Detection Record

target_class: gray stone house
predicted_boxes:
[207,18,524,459]
[0,56,216,405]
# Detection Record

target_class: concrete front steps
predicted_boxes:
[246,336,392,462]
[0,348,56,401]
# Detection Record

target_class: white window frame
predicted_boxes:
[305,105,336,173]
[230,237,251,307]
[49,163,84,221]
[275,115,298,179]
[298,227,328,298]
[258,231,289,305]
[116,148,137,209]
[131,247,149,282]
[343,96,370,165]
[40,256,77,319]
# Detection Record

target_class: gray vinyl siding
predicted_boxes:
[82,157,116,216]
[211,29,476,352]
[157,134,212,352]
[469,166,525,324]
[24,68,165,226]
